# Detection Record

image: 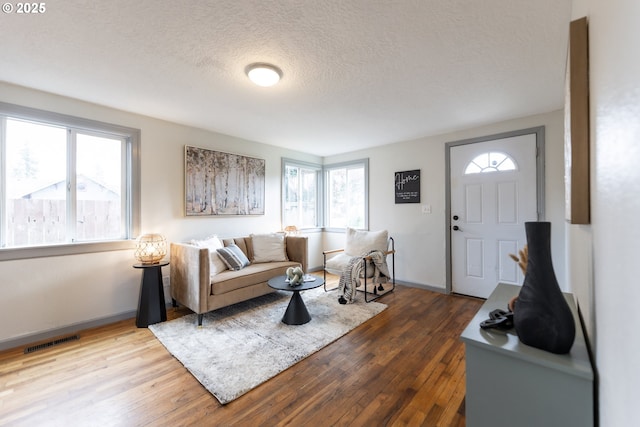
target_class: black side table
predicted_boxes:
[267,275,324,325]
[133,261,169,328]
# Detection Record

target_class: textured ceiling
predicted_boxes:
[0,0,572,156]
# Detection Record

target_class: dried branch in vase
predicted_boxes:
[509,245,528,275]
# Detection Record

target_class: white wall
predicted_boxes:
[324,110,567,291]
[569,1,640,425]
[0,82,323,347]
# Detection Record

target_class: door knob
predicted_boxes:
[453,225,461,231]
[453,215,459,221]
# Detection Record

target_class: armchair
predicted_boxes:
[323,228,395,302]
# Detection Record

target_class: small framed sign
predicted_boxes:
[395,170,420,204]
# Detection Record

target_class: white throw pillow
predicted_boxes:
[189,235,228,275]
[344,228,388,256]
[251,233,288,263]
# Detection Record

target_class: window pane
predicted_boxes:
[465,152,517,175]
[283,165,299,226]
[326,161,367,229]
[489,152,507,167]
[474,153,490,169]
[283,158,367,231]
[0,102,140,259]
[497,158,516,171]
[283,163,318,229]
[76,133,124,241]
[300,168,317,227]
[328,169,347,228]
[465,163,482,174]
[347,167,364,228]
[5,119,67,247]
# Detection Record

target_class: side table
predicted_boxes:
[267,275,324,325]
[133,261,169,328]
[460,283,593,427]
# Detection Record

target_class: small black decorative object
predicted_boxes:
[480,309,514,330]
[514,222,575,354]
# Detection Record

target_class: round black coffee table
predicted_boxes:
[267,275,325,325]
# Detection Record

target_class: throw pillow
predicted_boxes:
[189,235,228,275]
[345,227,388,256]
[217,244,251,270]
[251,233,288,263]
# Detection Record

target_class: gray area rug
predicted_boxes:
[149,287,387,404]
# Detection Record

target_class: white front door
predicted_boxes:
[450,133,538,298]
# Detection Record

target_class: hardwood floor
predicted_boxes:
[0,274,482,427]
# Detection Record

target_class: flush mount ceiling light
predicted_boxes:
[245,63,282,87]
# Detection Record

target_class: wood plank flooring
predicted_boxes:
[0,274,482,427]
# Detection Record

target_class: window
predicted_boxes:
[281,158,369,231]
[325,159,368,229]
[0,102,140,260]
[464,151,517,174]
[282,159,321,229]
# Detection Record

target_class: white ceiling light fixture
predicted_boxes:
[245,63,283,87]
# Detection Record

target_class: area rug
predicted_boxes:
[149,287,387,404]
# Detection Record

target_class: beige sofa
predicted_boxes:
[170,235,308,325]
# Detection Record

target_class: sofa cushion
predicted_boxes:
[251,232,288,263]
[189,235,228,275]
[325,252,376,278]
[211,260,299,295]
[325,252,351,275]
[217,244,250,270]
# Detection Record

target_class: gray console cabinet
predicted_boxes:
[460,283,593,427]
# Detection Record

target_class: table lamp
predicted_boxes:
[134,233,167,264]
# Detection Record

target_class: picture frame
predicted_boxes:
[184,145,265,216]
[564,17,590,224]
[395,169,421,204]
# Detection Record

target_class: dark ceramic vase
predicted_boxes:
[513,222,575,354]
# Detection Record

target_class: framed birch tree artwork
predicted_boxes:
[185,146,265,216]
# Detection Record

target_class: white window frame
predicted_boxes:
[281,158,370,232]
[464,151,518,174]
[323,158,369,231]
[0,102,141,261]
[281,158,322,230]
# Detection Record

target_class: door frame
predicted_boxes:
[444,126,546,294]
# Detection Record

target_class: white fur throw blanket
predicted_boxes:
[338,249,391,304]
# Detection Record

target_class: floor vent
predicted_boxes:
[24,334,80,354]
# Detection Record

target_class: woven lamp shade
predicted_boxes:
[134,233,167,264]
[284,225,299,235]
